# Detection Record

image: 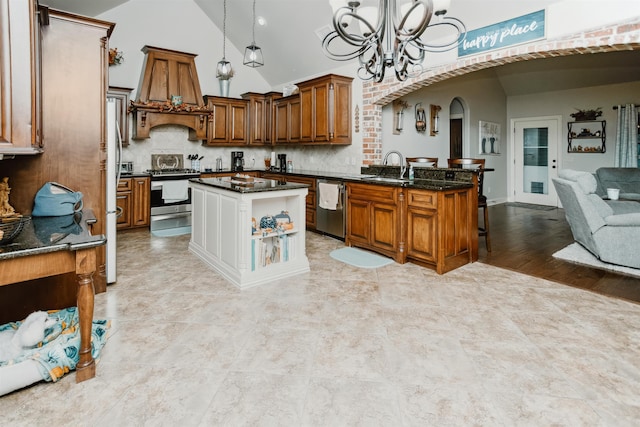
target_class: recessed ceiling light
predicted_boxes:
[257,16,266,26]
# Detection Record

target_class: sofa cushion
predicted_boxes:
[596,167,640,197]
[558,169,598,194]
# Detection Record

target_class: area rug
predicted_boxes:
[330,247,395,269]
[553,243,640,278]
[151,226,191,237]
[505,202,556,211]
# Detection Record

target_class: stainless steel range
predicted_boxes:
[148,154,200,232]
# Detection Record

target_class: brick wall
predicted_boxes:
[361,17,640,165]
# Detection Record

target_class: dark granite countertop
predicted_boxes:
[0,209,106,260]
[258,167,475,190]
[189,177,309,194]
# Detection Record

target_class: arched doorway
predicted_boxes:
[449,98,464,159]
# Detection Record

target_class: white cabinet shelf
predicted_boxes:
[189,181,309,289]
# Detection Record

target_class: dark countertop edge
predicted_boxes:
[0,209,106,261]
[260,169,475,190]
[189,177,310,194]
[124,168,476,190]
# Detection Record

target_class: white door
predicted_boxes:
[512,116,561,206]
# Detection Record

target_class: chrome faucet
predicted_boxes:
[382,150,406,178]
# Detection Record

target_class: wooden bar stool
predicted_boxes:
[447,158,491,252]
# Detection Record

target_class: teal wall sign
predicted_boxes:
[458,10,546,57]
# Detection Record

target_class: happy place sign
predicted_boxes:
[458,10,546,57]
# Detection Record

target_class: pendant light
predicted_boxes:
[216,0,233,81]
[243,0,264,67]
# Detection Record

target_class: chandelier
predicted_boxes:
[322,0,466,82]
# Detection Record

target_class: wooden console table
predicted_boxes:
[0,210,106,382]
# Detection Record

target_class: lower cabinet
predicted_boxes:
[406,188,475,274]
[346,183,405,263]
[116,176,150,230]
[260,173,316,230]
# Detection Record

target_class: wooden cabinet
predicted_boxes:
[261,173,316,230]
[241,92,281,145]
[0,0,44,154]
[273,95,301,144]
[203,95,249,145]
[298,74,353,145]
[107,86,133,146]
[116,177,150,230]
[406,188,475,274]
[346,183,405,262]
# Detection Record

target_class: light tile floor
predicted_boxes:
[2,230,640,426]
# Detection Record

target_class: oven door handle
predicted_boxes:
[151,212,191,221]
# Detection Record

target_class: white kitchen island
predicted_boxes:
[189,176,310,289]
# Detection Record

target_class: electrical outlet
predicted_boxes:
[445,170,455,180]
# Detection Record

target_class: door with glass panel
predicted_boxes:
[513,116,560,206]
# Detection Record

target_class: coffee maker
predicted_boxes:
[277,154,287,172]
[231,151,244,171]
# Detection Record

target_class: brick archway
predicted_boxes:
[361,17,640,165]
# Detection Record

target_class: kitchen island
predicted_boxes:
[189,176,310,289]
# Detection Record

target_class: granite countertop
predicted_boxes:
[0,209,106,260]
[261,167,475,190]
[190,177,309,193]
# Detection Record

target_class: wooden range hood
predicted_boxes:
[130,46,211,140]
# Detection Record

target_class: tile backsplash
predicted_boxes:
[122,125,364,174]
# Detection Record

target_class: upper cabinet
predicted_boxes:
[298,74,353,145]
[273,95,301,144]
[0,0,45,155]
[203,95,249,146]
[242,92,281,145]
[245,74,353,146]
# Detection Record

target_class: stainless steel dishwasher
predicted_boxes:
[316,179,346,239]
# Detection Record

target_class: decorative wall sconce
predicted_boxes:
[429,104,441,136]
[393,100,410,135]
[415,103,426,133]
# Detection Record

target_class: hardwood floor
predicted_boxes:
[477,203,640,305]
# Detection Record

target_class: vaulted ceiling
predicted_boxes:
[42,0,640,93]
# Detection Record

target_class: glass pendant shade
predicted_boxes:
[243,43,264,67]
[216,59,233,80]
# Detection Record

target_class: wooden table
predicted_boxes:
[0,211,106,382]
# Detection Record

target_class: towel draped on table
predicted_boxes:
[161,180,189,203]
[318,182,340,210]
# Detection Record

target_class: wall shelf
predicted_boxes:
[567,120,606,153]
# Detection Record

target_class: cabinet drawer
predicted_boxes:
[117,178,132,191]
[407,189,437,209]
[347,182,397,203]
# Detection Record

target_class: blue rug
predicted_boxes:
[330,247,395,269]
[151,226,192,237]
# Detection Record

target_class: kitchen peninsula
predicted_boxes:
[188,176,310,289]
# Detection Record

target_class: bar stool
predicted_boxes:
[447,158,491,252]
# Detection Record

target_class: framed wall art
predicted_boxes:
[479,121,501,155]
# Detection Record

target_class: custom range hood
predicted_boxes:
[130,46,210,140]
